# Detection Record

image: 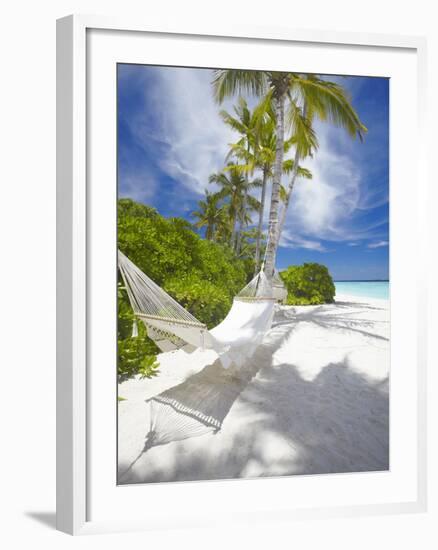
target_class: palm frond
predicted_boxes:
[219,109,248,135]
[286,97,319,157]
[295,75,368,140]
[212,70,269,104]
[246,195,262,211]
[282,158,294,174]
[297,166,312,179]
[279,184,288,203]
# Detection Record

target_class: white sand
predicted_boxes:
[118,293,389,484]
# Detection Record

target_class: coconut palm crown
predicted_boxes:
[212,70,367,278]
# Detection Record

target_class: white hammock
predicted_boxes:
[118,250,279,369]
[272,269,288,303]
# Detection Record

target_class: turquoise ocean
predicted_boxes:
[334,281,389,300]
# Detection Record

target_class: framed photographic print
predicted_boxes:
[57,15,427,535]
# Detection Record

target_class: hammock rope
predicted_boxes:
[118,249,279,364]
[117,243,286,463]
[119,251,203,326]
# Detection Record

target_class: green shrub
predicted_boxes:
[164,274,232,329]
[118,283,160,380]
[117,198,249,378]
[280,263,335,305]
[117,337,160,380]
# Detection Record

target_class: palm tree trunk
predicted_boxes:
[276,101,307,246]
[235,186,246,254]
[254,165,268,273]
[236,146,251,256]
[230,216,237,249]
[235,216,243,254]
[264,93,285,279]
[276,146,300,245]
[206,223,213,240]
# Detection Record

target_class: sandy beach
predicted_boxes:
[118,293,389,484]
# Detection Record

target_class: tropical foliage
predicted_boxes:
[118,288,160,380]
[117,70,367,378]
[117,199,250,378]
[191,191,225,241]
[280,263,336,305]
[212,70,367,277]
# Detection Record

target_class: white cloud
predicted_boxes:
[119,170,158,204]
[279,229,328,252]
[280,120,388,247]
[367,240,388,249]
[126,67,239,195]
[122,67,388,252]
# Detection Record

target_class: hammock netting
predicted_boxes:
[235,269,273,300]
[118,249,285,363]
[118,251,203,326]
[117,249,287,469]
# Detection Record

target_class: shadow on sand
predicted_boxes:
[118,314,296,481]
[118,304,389,484]
[279,303,389,342]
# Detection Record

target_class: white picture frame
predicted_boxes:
[56,14,428,535]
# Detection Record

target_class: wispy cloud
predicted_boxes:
[367,240,388,249]
[119,66,389,257]
[281,121,388,246]
[121,66,239,195]
[279,229,328,252]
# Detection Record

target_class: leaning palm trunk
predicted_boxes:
[235,144,251,255]
[276,101,308,246]
[235,215,243,254]
[236,187,248,255]
[230,226,236,249]
[229,212,237,249]
[254,166,268,272]
[276,147,300,245]
[264,94,285,279]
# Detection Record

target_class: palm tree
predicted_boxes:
[227,111,275,270]
[191,191,224,241]
[229,113,312,271]
[213,70,367,278]
[234,191,261,254]
[276,95,319,245]
[209,165,261,252]
[220,98,262,253]
[213,203,233,244]
[209,166,247,248]
[238,227,265,260]
[277,156,313,245]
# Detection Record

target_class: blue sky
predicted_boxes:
[118,64,389,281]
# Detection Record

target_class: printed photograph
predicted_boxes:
[117,65,389,484]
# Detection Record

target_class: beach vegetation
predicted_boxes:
[212,71,367,277]
[117,198,250,378]
[117,70,366,378]
[280,263,336,305]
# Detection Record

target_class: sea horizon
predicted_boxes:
[334,280,389,300]
[334,279,389,282]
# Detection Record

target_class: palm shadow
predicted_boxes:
[334,299,386,311]
[119,356,389,484]
[154,309,299,428]
[280,303,389,342]
[118,303,389,483]
[238,358,389,475]
[118,311,297,482]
